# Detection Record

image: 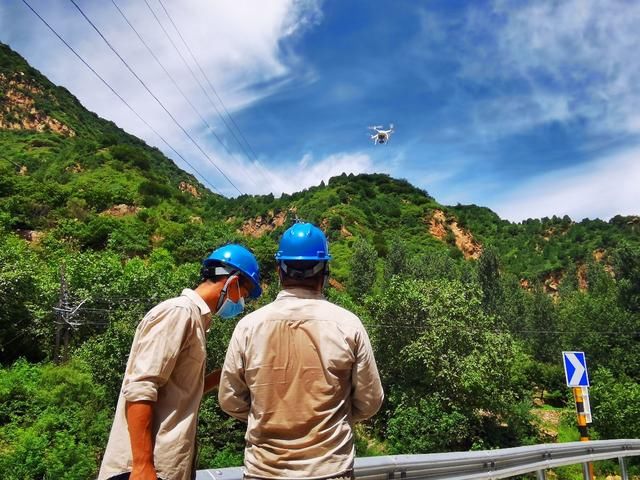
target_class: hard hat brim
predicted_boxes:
[275,255,332,261]
[203,258,262,299]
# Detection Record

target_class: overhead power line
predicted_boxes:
[109,0,258,190]
[67,0,244,195]
[140,0,261,191]
[365,323,640,336]
[156,0,277,190]
[20,0,220,194]
[147,0,276,191]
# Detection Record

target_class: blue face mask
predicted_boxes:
[216,275,245,319]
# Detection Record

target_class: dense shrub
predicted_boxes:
[0,360,111,480]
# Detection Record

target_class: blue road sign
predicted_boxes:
[562,351,589,387]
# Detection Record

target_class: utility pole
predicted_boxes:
[53,264,68,364]
[53,264,88,364]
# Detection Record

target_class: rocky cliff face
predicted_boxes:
[428,209,483,259]
[240,209,292,237]
[0,73,75,136]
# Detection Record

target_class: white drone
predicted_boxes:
[369,124,394,145]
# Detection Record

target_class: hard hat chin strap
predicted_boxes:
[215,271,241,312]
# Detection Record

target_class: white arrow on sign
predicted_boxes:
[567,353,586,385]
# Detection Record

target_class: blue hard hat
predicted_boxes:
[203,244,262,298]
[275,222,332,262]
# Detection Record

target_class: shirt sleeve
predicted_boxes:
[122,305,191,403]
[218,324,251,421]
[351,323,384,422]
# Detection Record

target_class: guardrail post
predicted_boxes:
[619,456,629,480]
[536,469,546,480]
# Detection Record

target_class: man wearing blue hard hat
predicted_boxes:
[219,222,383,480]
[99,244,261,480]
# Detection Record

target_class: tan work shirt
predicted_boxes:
[219,288,384,479]
[98,289,211,480]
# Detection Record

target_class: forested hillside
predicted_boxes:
[1,42,640,479]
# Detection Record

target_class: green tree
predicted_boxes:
[523,286,560,364]
[590,367,640,439]
[556,268,639,379]
[386,397,470,453]
[0,360,111,479]
[613,242,640,313]
[348,237,378,298]
[384,237,409,279]
[477,246,503,316]
[366,278,533,450]
[0,234,44,363]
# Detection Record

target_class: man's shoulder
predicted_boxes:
[152,295,192,312]
[320,299,362,323]
[288,294,365,325]
[143,295,193,323]
[235,297,363,329]
[234,302,275,327]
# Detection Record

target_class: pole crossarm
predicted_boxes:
[196,440,640,480]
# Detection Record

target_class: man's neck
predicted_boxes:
[281,284,323,295]
[195,281,223,312]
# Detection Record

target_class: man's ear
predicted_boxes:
[226,275,243,300]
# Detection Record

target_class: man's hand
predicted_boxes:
[126,401,156,480]
[130,461,157,480]
[204,369,222,394]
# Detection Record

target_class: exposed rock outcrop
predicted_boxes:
[428,210,448,240]
[66,163,84,173]
[179,181,200,198]
[0,74,75,136]
[328,278,345,291]
[577,264,589,291]
[340,225,353,237]
[16,229,44,244]
[543,271,562,293]
[240,209,292,237]
[428,209,482,260]
[100,204,141,217]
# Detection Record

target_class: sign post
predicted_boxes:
[562,352,593,480]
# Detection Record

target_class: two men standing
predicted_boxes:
[99,222,383,480]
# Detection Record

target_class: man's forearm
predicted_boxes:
[203,369,222,394]
[126,401,155,465]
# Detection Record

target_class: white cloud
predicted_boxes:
[489,145,640,221]
[252,151,380,196]
[3,0,322,194]
[496,0,640,133]
[413,0,640,138]
[470,93,571,138]
[484,0,640,136]
[298,153,313,169]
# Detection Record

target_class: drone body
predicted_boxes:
[369,124,394,144]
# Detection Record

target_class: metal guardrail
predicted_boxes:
[196,439,640,480]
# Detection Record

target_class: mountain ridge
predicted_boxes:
[1,41,639,286]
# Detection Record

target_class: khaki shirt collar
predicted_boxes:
[276,287,325,301]
[181,288,212,329]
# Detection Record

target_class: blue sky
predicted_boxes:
[1,0,639,221]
